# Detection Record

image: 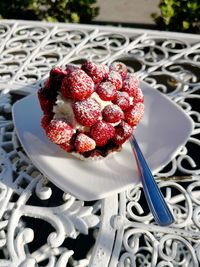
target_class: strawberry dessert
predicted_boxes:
[38,61,144,160]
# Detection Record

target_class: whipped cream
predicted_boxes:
[53,92,129,130]
[91,91,112,109]
[53,94,89,131]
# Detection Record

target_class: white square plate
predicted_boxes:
[12,81,193,200]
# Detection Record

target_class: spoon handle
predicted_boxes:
[130,135,175,226]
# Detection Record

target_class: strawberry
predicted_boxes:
[46,119,74,144]
[102,104,124,123]
[75,133,96,153]
[38,88,55,114]
[59,142,73,152]
[133,87,144,104]
[48,67,68,93]
[122,73,139,97]
[125,102,144,127]
[61,69,94,101]
[81,60,109,84]
[96,81,117,101]
[109,61,128,79]
[61,77,73,99]
[107,70,122,90]
[90,120,115,146]
[44,77,50,90]
[73,98,101,126]
[113,121,133,145]
[41,114,52,130]
[112,91,130,110]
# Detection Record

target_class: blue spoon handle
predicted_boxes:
[130,135,175,226]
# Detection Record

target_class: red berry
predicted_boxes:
[125,103,144,127]
[73,98,101,127]
[113,121,133,145]
[46,119,74,144]
[50,67,68,77]
[107,71,122,90]
[122,73,139,97]
[38,88,55,114]
[44,77,50,89]
[81,60,109,84]
[96,81,117,101]
[41,114,52,130]
[109,62,128,79]
[75,133,96,153]
[133,87,144,103]
[90,120,115,146]
[59,142,73,152]
[48,67,68,93]
[61,77,73,99]
[102,104,124,123]
[61,69,94,101]
[112,91,130,110]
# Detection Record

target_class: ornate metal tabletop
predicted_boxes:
[0,19,200,267]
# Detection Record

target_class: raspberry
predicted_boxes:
[109,62,128,79]
[63,69,94,101]
[122,73,139,97]
[90,120,115,146]
[112,91,130,111]
[73,98,101,126]
[113,121,133,145]
[38,88,55,114]
[102,104,124,123]
[96,81,117,101]
[107,71,122,90]
[125,103,144,127]
[75,133,96,153]
[81,60,109,84]
[41,114,52,130]
[46,119,74,144]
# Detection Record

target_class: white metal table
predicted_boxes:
[0,19,200,267]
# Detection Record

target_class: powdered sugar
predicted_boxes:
[107,70,122,90]
[113,121,133,145]
[113,91,130,110]
[75,133,96,152]
[46,119,74,144]
[125,102,144,126]
[109,61,128,78]
[64,69,94,100]
[73,98,101,126]
[122,73,139,97]
[39,60,145,158]
[96,81,117,101]
[102,104,123,123]
[82,60,109,83]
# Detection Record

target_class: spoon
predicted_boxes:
[130,135,175,226]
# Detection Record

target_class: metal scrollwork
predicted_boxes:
[0,20,200,266]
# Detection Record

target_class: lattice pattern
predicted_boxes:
[0,20,200,266]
